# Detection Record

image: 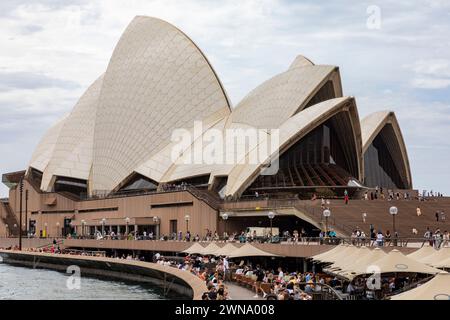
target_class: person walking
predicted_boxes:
[416,206,422,217]
[344,189,349,205]
[424,227,433,246]
[442,230,449,247]
[435,211,440,222]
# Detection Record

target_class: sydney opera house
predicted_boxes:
[0,16,413,240]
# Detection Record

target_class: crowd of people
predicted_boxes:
[346,224,449,249]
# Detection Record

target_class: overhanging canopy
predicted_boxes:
[418,248,450,266]
[212,243,239,256]
[325,246,371,272]
[310,245,344,262]
[337,248,388,279]
[199,243,222,255]
[183,243,206,255]
[390,272,450,300]
[407,245,437,262]
[228,243,278,258]
[318,245,359,264]
[433,257,450,269]
[354,249,441,276]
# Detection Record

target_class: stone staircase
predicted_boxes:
[307,198,450,237]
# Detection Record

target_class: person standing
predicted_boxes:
[424,227,432,246]
[442,230,449,247]
[344,189,349,205]
[435,211,440,222]
[376,231,384,247]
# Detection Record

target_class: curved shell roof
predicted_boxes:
[231,64,342,129]
[39,75,103,191]
[288,55,314,69]
[361,110,412,188]
[29,115,67,173]
[90,16,231,192]
[27,16,411,197]
[225,96,362,197]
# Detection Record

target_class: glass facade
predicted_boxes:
[246,111,359,192]
[364,128,407,189]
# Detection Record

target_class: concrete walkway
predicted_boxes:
[226,282,264,300]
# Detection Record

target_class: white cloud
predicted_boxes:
[411,77,450,89]
[0,0,450,196]
[408,58,450,89]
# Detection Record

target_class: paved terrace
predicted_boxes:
[0,238,419,256]
[62,239,417,256]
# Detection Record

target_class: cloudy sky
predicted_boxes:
[1,0,449,197]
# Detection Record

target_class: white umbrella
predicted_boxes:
[228,243,278,258]
[199,242,222,255]
[419,247,450,266]
[338,248,388,279]
[354,249,441,276]
[390,272,450,300]
[182,242,206,254]
[311,245,345,262]
[327,246,372,272]
[433,257,450,269]
[212,243,238,256]
[320,245,359,264]
[407,245,437,262]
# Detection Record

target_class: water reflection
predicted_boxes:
[0,263,168,300]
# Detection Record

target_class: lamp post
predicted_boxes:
[323,209,331,235]
[56,222,60,238]
[221,212,229,239]
[19,178,23,250]
[389,206,398,242]
[184,214,190,233]
[152,216,159,240]
[101,218,106,236]
[268,211,275,241]
[125,217,130,236]
[25,189,29,236]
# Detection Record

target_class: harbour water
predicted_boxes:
[0,263,169,300]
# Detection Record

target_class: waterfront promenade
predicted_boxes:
[0,249,207,300]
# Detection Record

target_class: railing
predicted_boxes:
[38,235,441,248]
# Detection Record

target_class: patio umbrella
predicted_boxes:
[353,249,441,276]
[228,243,278,258]
[327,246,372,272]
[310,245,345,262]
[212,243,238,256]
[338,247,388,280]
[418,247,450,266]
[199,242,223,255]
[182,242,206,254]
[407,245,437,262]
[390,272,450,300]
[433,257,450,269]
[319,245,359,264]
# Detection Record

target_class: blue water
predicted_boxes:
[0,262,167,300]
